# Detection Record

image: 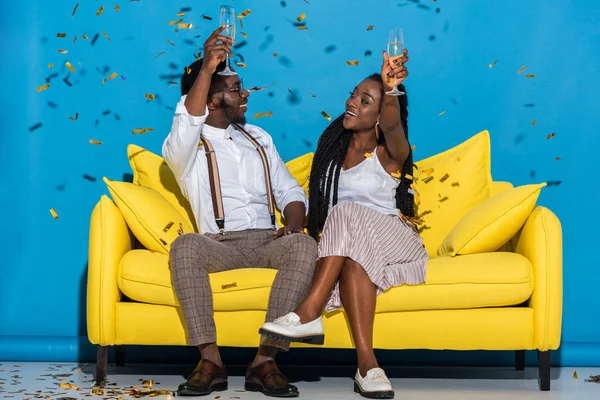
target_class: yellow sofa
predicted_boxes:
[87,133,562,391]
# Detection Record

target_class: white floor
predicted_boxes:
[0,362,598,399]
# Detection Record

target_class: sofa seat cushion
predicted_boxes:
[119,250,532,312]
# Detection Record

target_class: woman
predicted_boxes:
[260,50,428,399]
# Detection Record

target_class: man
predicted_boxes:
[163,26,318,398]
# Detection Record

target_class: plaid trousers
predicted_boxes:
[169,229,318,351]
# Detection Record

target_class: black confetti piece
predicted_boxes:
[181,6,191,12]
[268,91,274,97]
[364,50,372,56]
[233,40,248,50]
[524,103,535,107]
[287,89,301,105]
[302,139,312,147]
[429,35,436,41]
[417,4,431,10]
[63,75,73,87]
[47,101,58,108]
[264,25,270,31]
[324,45,337,54]
[114,114,120,120]
[122,173,134,183]
[55,183,66,192]
[436,7,441,13]
[514,133,525,144]
[102,110,111,116]
[281,1,287,6]
[183,39,195,46]
[530,170,536,178]
[546,180,562,187]
[450,98,458,106]
[91,33,100,46]
[29,123,43,132]
[278,56,293,67]
[259,34,274,51]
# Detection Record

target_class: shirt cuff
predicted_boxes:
[176,95,209,126]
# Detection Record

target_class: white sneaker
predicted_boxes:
[259,312,325,345]
[354,368,394,399]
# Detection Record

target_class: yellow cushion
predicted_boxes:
[119,249,532,312]
[492,181,513,195]
[127,144,197,232]
[275,152,314,227]
[438,183,545,257]
[118,250,276,310]
[103,178,194,254]
[414,131,493,257]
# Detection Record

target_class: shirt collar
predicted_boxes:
[203,123,234,140]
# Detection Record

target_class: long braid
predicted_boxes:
[307,78,414,240]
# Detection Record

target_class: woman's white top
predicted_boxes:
[332,147,401,215]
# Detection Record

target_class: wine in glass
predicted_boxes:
[218,5,236,76]
[386,28,405,96]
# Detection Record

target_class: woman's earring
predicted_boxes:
[375,122,381,140]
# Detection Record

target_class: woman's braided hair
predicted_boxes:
[307,74,414,240]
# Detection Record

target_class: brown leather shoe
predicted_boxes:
[177,359,228,396]
[245,360,299,398]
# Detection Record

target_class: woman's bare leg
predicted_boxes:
[294,256,345,323]
[338,258,378,376]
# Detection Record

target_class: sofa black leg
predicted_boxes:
[115,345,126,367]
[96,346,109,386]
[538,350,551,391]
[515,350,525,371]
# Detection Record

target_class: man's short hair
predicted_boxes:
[180,59,229,96]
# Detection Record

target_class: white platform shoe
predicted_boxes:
[354,368,395,399]
[259,312,325,345]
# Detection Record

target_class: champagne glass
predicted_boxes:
[386,28,405,96]
[218,5,236,76]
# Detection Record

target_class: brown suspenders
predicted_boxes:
[200,123,277,235]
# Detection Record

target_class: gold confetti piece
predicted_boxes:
[89,139,103,145]
[525,74,535,78]
[48,63,54,68]
[555,156,561,160]
[69,112,79,121]
[422,167,435,176]
[167,39,175,46]
[102,77,107,86]
[58,49,68,54]
[423,176,434,184]
[266,111,273,117]
[96,6,105,16]
[297,12,306,22]
[177,12,186,16]
[142,379,154,386]
[254,112,265,119]
[438,110,446,116]
[186,67,192,74]
[451,182,460,187]
[92,387,104,395]
[50,209,59,220]
[57,33,67,38]
[154,51,166,59]
[179,23,193,29]
[546,132,556,139]
[364,152,373,158]
[237,9,251,18]
[132,128,143,135]
[72,35,78,43]
[321,111,332,121]
[532,119,536,126]
[108,72,119,80]
[82,34,88,40]
[72,3,79,18]
[114,4,120,12]
[141,128,154,135]
[235,62,247,68]
[273,52,279,57]
[439,196,449,202]
[145,93,155,100]
[297,26,308,30]
[102,31,112,41]
[241,32,247,39]
[488,60,498,68]
[37,83,50,92]
[366,25,374,30]
[573,370,578,379]
[169,19,183,25]
[168,81,178,85]
[517,65,526,74]
[346,60,359,66]
[411,145,417,151]
[439,173,450,182]
[65,61,76,72]
[391,171,401,178]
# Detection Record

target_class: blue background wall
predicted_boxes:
[1,0,599,365]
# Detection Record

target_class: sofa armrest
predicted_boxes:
[512,206,562,350]
[87,195,134,345]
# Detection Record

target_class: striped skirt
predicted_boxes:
[319,202,429,312]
